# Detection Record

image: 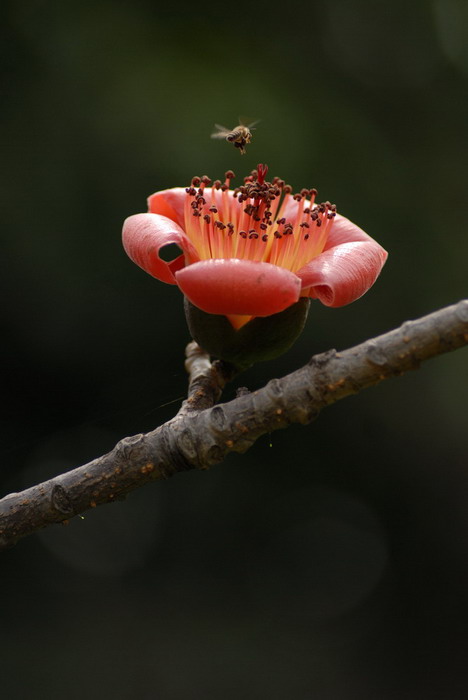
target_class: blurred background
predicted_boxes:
[2,0,468,697]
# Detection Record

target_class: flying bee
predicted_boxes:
[211,120,259,155]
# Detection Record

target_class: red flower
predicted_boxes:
[123,165,387,330]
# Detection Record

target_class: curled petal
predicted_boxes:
[297,240,388,307]
[122,213,197,284]
[148,188,187,228]
[323,212,379,249]
[175,259,302,316]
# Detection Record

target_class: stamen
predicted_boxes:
[183,167,335,271]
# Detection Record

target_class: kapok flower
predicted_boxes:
[122,165,387,333]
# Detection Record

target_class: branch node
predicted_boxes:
[209,405,228,431]
[51,484,73,515]
[115,434,145,461]
[308,348,337,368]
[365,341,389,367]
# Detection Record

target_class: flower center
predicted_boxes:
[183,164,336,273]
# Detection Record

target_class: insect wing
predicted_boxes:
[238,116,260,131]
[211,124,230,139]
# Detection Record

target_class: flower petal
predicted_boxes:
[175,259,302,316]
[148,187,226,228]
[323,212,380,249]
[297,239,388,307]
[148,188,187,228]
[122,213,198,284]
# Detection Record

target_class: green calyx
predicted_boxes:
[184,297,310,370]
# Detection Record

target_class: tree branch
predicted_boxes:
[1,299,467,551]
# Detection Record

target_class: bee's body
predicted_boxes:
[211,120,258,155]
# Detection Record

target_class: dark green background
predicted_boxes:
[2,1,468,698]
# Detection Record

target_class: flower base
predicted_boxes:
[184,297,311,370]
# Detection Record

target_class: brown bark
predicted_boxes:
[1,299,467,551]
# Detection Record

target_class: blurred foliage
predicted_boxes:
[2,1,468,698]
